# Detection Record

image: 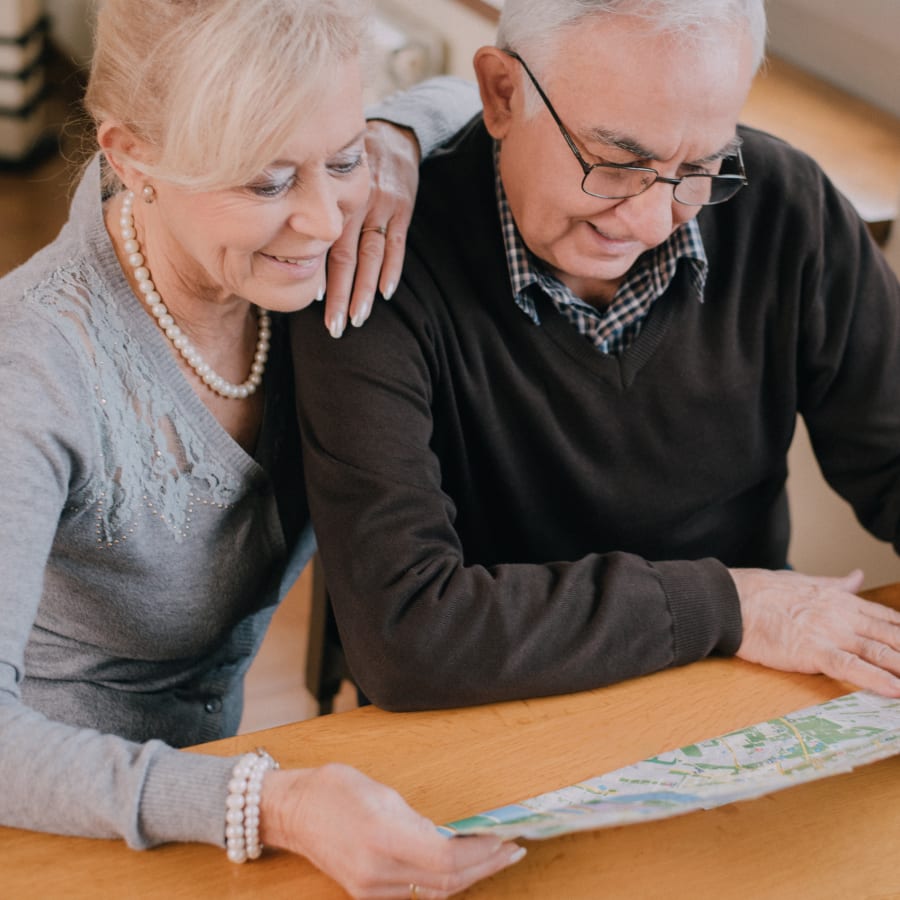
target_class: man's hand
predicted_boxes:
[731,567,900,696]
[322,120,420,338]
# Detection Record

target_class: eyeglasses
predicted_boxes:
[503,49,748,207]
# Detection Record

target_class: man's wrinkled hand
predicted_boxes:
[731,567,900,696]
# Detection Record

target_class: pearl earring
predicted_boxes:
[141,184,156,204]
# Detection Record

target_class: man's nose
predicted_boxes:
[612,182,680,249]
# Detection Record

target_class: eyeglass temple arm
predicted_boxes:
[502,48,749,187]
[500,48,593,176]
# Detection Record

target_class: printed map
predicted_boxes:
[440,690,900,840]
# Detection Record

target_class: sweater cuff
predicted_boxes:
[137,746,237,848]
[654,558,743,664]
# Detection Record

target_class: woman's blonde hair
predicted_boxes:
[85,0,370,190]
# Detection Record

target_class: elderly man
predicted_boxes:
[293,0,900,710]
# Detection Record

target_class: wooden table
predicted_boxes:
[5,583,900,899]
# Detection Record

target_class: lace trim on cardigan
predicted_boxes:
[25,262,245,543]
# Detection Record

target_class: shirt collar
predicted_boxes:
[493,143,708,326]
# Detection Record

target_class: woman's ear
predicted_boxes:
[473,47,520,140]
[97,122,151,192]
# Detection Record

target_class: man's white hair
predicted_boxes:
[497,0,767,88]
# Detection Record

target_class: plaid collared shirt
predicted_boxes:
[494,148,708,355]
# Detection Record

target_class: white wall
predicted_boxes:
[787,423,899,588]
[885,189,900,275]
[46,0,95,64]
[765,0,900,117]
[50,1,900,118]
[759,1,900,585]
[787,209,900,589]
[378,0,493,80]
[48,0,490,76]
[387,0,900,119]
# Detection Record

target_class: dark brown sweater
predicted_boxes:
[293,119,900,711]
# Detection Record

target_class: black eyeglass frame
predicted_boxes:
[502,49,748,207]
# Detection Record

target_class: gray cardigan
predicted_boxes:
[0,155,314,847]
[0,77,474,850]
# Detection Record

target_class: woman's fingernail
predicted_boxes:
[328,313,345,339]
[509,847,527,864]
[383,281,395,300]
[351,302,371,328]
[316,284,325,302]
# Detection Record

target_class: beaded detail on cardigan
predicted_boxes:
[24,260,245,544]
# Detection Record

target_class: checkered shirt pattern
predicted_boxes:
[494,147,708,355]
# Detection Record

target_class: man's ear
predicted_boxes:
[97,122,152,192]
[473,46,520,140]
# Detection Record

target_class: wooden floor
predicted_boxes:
[0,92,356,734]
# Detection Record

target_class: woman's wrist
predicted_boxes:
[258,766,314,852]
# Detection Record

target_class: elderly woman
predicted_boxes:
[0,0,523,896]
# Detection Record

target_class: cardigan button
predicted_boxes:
[204,698,223,714]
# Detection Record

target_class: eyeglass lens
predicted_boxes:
[582,167,744,206]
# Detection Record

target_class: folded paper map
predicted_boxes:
[439,690,900,840]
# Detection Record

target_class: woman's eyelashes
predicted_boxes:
[327,151,366,176]
[246,151,364,198]
[248,175,296,198]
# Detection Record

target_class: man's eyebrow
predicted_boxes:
[580,126,744,165]
[582,126,656,160]
[693,135,744,165]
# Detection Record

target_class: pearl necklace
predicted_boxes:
[120,189,271,400]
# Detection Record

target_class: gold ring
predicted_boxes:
[409,884,419,900]
[361,225,388,236]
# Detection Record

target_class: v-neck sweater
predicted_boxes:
[293,117,900,711]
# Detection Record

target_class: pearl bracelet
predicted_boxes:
[225,748,279,863]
